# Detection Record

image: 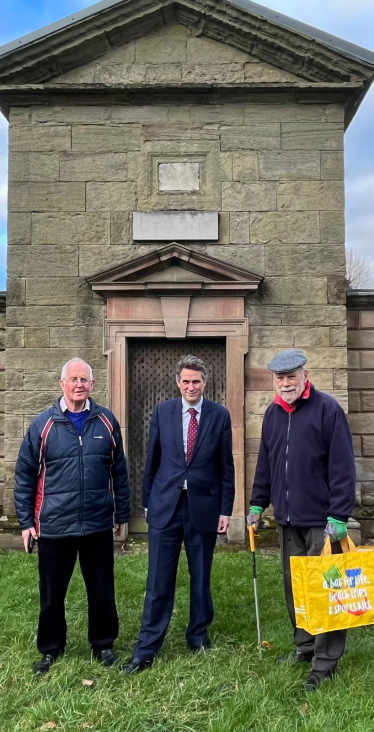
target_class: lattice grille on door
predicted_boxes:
[127,338,226,518]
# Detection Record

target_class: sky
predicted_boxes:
[0,0,373,291]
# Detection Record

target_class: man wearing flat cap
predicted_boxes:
[248,349,355,691]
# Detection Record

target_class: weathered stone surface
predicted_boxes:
[9,108,30,125]
[362,437,374,457]
[294,327,330,347]
[327,275,346,305]
[208,245,265,275]
[32,106,110,124]
[244,368,273,391]
[8,213,31,245]
[333,369,347,391]
[360,312,374,328]
[281,123,344,150]
[26,278,92,305]
[348,331,374,349]
[133,211,218,241]
[321,152,344,180]
[86,182,135,211]
[5,392,56,415]
[361,393,374,412]
[222,182,276,212]
[9,183,85,212]
[142,124,219,141]
[4,415,24,440]
[111,212,130,244]
[94,64,147,84]
[352,436,362,456]
[8,153,29,182]
[72,125,141,152]
[348,372,374,389]
[259,151,320,180]
[266,244,345,276]
[23,371,61,391]
[168,106,190,123]
[6,371,24,392]
[251,210,320,244]
[245,391,273,414]
[218,212,230,244]
[135,25,187,63]
[5,327,24,348]
[25,327,50,348]
[303,348,346,369]
[221,125,280,151]
[244,103,343,124]
[10,125,71,152]
[355,459,374,481]
[146,64,182,83]
[32,212,110,246]
[78,245,156,278]
[260,277,327,305]
[361,352,374,369]
[60,152,128,181]
[230,212,249,244]
[182,64,244,84]
[28,153,60,181]
[186,36,251,64]
[330,326,347,347]
[8,246,78,278]
[7,306,75,327]
[277,182,344,211]
[159,162,200,192]
[5,279,26,306]
[320,212,345,243]
[249,326,293,347]
[348,350,360,369]
[307,370,333,390]
[111,106,168,124]
[191,105,245,126]
[245,304,282,325]
[232,153,258,182]
[50,326,103,348]
[75,305,105,326]
[7,348,106,372]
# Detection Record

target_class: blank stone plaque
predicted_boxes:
[158,162,200,192]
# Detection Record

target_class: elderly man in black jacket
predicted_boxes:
[15,357,130,676]
[248,349,356,691]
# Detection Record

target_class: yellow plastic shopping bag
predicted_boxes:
[291,536,374,634]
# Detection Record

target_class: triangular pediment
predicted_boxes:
[0,0,373,87]
[87,242,263,297]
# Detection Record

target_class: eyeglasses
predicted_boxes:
[65,377,91,385]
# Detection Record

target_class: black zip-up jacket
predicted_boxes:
[14,398,130,538]
[250,386,356,526]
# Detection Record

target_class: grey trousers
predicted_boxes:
[278,524,347,673]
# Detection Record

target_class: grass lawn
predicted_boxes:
[0,544,373,732]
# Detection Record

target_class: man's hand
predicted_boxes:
[114,523,125,537]
[217,516,230,533]
[324,519,348,544]
[247,506,263,531]
[22,527,37,552]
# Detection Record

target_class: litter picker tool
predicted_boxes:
[248,524,271,658]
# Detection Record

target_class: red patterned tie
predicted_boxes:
[186,408,198,462]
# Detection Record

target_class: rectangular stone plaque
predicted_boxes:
[158,162,200,191]
[133,211,218,241]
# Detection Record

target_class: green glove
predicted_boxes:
[247,506,263,527]
[324,517,348,543]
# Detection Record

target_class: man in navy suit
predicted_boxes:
[123,354,235,673]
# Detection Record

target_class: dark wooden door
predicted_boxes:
[127,338,226,530]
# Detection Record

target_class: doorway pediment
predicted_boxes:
[86,242,263,297]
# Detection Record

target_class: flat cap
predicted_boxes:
[268,349,307,374]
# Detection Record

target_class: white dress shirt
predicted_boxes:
[182,395,203,489]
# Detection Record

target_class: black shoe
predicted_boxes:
[276,650,313,666]
[188,640,211,654]
[304,670,334,691]
[93,648,118,668]
[33,653,60,676]
[121,657,154,675]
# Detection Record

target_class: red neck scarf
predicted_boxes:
[274,380,311,414]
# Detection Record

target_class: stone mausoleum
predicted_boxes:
[0,0,374,542]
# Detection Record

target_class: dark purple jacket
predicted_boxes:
[250,386,356,526]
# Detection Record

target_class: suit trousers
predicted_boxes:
[134,491,217,661]
[278,524,346,673]
[37,530,118,657]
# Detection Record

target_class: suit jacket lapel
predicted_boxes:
[172,399,185,464]
[189,398,212,463]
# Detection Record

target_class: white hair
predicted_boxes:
[61,358,93,380]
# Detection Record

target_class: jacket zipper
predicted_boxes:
[285,413,292,522]
[77,414,96,534]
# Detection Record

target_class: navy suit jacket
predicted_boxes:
[143,397,235,533]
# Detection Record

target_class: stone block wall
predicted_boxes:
[4,24,347,516]
[347,293,374,538]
